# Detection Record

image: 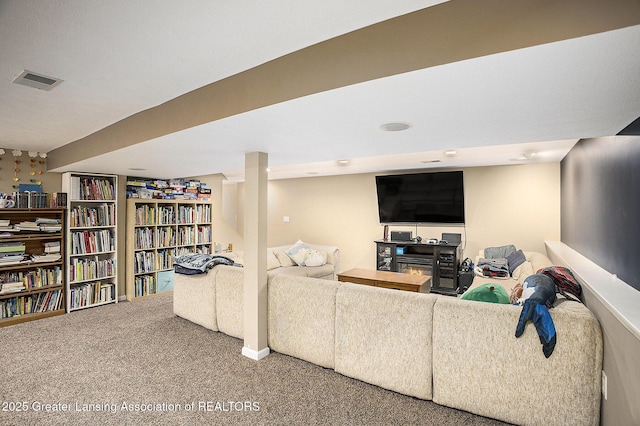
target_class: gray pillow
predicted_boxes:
[506,249,526,275]
[484,244,517,259]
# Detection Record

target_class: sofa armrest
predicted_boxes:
[307,244,339,279]
[432,297,602,426]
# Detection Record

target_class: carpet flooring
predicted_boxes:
[0,293,510,425]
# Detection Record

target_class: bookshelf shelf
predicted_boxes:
[0,208,66,327]
[62,172,118,311]
[126,199,212,301]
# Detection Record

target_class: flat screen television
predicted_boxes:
[376,170,465,224]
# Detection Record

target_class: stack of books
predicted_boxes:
[0,242,27,265]
[35,217,62,233]
[32,241,62,263]
[0,281,25,294]
[14,221,40,232]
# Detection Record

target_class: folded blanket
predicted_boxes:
[476,257,509,279]
[173,254,237,275]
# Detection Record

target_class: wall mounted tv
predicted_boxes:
[376,170,465,225]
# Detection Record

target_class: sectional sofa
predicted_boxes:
[173,264,603,426]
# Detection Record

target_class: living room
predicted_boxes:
[1,2,639,425]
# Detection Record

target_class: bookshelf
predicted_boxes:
[126,199,212,301]
[0,208,66,327]
[61,172,118,311]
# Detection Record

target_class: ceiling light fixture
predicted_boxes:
[444,150,457,156]
[510,152,540,161]
[379,122,412,132]
[337,159,350,165]
[420,159,441,164]
[128,167,146,171]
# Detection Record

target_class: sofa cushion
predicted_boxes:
[268,275,341,369]
[215,265,245,339]
[335,283,437,400]
[274,250,295,267]
[173,269,218,331]
[266,249,280,270]
[267,264,334,279]
[432,296,602,426]
[285,240,311,265]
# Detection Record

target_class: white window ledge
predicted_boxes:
[546,241,640,340]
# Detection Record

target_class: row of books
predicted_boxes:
[197,226,212,245]
[134,227,155,249]
[69,258,116,283]
[69,281,115,309]
[176,205,211,224]
[0,266,62,290]
[70,177,115,201]
[134,251,156,274]
[134,227,179,249]
[1,289,63,319]
[70,229,115,255]
[133,275,156,297]
[69,205,116,228]
[157,249,175,270]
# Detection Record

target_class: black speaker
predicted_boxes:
[383,225,389,241]
[391,231,412,241]
[441,233,461,244]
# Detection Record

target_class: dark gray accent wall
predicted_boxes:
[561,135,640,291]
[618,115,640,135]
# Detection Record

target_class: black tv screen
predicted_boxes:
[376,171,465,224]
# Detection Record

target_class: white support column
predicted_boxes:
[242,152,270,360]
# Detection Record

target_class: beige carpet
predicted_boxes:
[0,293,510,425]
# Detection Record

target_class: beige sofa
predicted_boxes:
[173,260,603,426]
[224,242,340,280]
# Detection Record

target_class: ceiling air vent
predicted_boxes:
[12,70,63,91]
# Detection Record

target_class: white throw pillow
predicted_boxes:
[266,250,280,270]
[286,240,311,266]
[274,250,295,267]
[303,249,327,267]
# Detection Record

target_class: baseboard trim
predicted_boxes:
[242,346,270,361]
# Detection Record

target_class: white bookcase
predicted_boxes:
[126,198,212,301]
[61,172,118,311]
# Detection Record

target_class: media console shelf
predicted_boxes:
[375,240,462,296]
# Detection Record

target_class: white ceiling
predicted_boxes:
[1,1,639,181]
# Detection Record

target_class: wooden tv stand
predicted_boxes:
[338,268,431,293]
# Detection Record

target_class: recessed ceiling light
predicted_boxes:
[510,152,539,161]
[444,150,457,156]
[337,159,350,165]
[128,167,146,171]
[420,159,441,164]
[379,122,412,132]
[266,167,272,172]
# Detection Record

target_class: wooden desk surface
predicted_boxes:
[338,268,431,292]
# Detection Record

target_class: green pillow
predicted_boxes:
[460,283,510,304]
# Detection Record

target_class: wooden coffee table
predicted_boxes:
[337,268,431,293]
